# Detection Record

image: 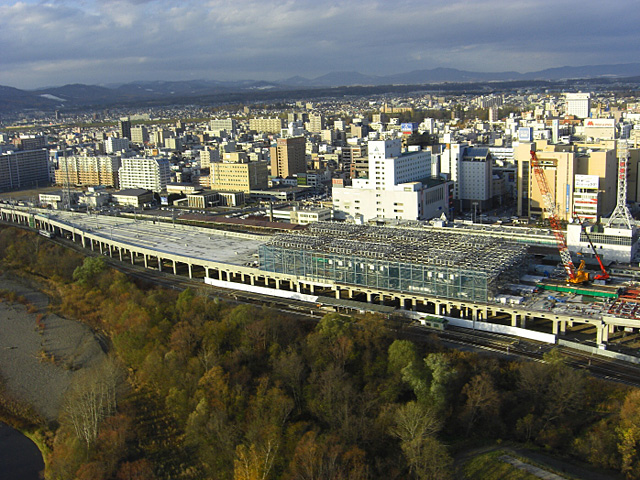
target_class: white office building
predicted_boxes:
[118,157,171,193]
[333,139,450,222]
[565,93,591,119]
[105,137,131,154]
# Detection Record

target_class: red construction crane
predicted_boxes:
[530,151,589,284]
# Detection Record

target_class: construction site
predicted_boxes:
[259,222,529,303]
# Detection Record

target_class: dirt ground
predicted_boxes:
[0,271,107,422]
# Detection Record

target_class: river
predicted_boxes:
[0,422,44,480]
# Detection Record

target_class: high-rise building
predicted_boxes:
[565,93,591,119]
[0,149,49,191]
[332,139,450,222]
[119,117,132,140]
[199,148,219,170]
[209,118,237,132]
[211,153,269,192]
[55,155,121,188]
[441,143,493,210]
[105,137,131,154]
[270,136,306,177]
[308,114,324,133]
[131,125,149,144]
[341,144,368,178]
[249,117,284,134]
[515,141,617,222]
[118,157,171,192]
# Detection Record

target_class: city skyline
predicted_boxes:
[1,0,639,90]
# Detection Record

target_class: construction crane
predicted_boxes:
[529,151,589,284]
[573,213,610,282]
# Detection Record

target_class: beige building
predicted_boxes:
[55,155,121,188]
[211,152,268,192]
[270,136,306,177]
[249,117,284,134]
[516,140,617,222]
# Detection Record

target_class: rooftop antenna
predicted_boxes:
[607,140,634,230]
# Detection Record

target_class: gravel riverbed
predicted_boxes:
[0,272,107,422]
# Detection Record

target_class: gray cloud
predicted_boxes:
[0,0,638,89]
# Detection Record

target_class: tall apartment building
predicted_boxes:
[249,117,284,134]
[199,148,220,169]
[441,144,493,210]
[333,139,450,222]
[308,114,324,133]
[118,157,171,192]
[105,136,130,154]
[341,144,368,178]
[55,155,121,188]
[0,149,49,191]
[119,118,132,140]
[131,125,149,144]
[270,136,306,177]
[515,141,617,222]
[565,93,591,119]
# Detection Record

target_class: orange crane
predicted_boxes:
[529,151,589,284]
[573,213,610,282]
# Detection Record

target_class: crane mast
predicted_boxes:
[530,151,588,284]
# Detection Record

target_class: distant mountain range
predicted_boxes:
[2,63,640,112]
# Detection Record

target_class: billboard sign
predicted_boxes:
[574,174,599,189]
[584,119,615,128]
[518,127,532,142]
[401,122,418,134]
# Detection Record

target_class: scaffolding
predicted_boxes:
[260,222,528,302]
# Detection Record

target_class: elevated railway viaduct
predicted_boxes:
[1,206,632,346]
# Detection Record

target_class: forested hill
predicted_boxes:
[0,226,637,479]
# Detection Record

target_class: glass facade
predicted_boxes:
[259,245,490,302]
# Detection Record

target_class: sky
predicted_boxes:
[1,0,639,90]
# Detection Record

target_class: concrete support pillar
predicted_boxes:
[411,298,417,310]
[520,315,527,328]
[131,251,135,265]
[108,244,112,257]
[309,284,315,294]
[472,309,479,321]
[366,292,372,303]
[295,283,300,293]
[552,320,559,335]
[250,275,255,286]
[81,235,86,248]
[560,320,566,334]
[188,264,193,279]
[275,279,280,289]
[597,323,609,344]
[144,255,149,269]
[99,242,103,254]
[119,248,123,261]
[205,267,210,279]
[511,314,518,327]
[158,257,162,272]
[335,287,340,299]
[347,289,353,299]
[173,261,177,275]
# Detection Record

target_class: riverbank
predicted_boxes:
[0,271,107,423]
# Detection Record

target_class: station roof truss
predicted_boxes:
[265,222,529,283]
